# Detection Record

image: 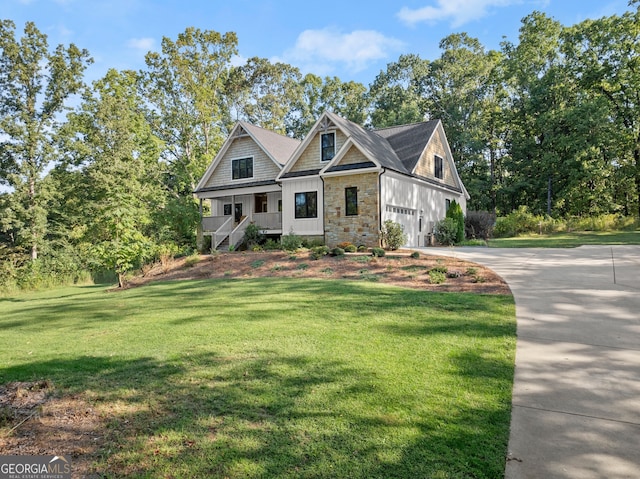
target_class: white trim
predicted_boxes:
[321,167,381,178]
[319,138,382,176]
[382,168,464,196]
[320,131,336,162]
[196,183,281,199]
[277,111,336,181]
[230,155,254,181]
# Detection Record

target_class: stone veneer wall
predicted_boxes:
[323,172,380,248]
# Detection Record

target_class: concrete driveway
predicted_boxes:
[422,245,640,479]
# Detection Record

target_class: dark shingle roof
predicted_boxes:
[374,120,440,172]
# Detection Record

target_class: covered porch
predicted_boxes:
[197,183,282,250]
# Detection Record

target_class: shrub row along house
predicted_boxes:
[194,111,469,249]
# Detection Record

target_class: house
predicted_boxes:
[193,121,301,249]
[194,111,469,249]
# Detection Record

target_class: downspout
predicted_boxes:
[320,175,326,244]
[378,168,386,247]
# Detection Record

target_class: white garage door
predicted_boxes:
[384,205,417,247]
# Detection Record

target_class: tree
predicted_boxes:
[368,54,429,128]
[562,8,640,216]
[142,28,238,246]
[0,20,91,260]
[60,69,163,287]
[422,34,503,211]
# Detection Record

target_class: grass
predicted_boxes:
[0,280,515,478]
[488,229,640,248]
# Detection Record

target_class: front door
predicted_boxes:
[234,203,243,223]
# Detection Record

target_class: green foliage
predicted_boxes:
[183,253,201,267]
[380,220,407,250]
[428,269,447,284]
[446,200,465,243]
[371,247,386,257]
[263,239,282,251]
[331,247,345,257]
[280,231,302,251]
[434,218,459,245]
[344,244,357,253]
[0,281,515,478]
[309,245,330,260]
[243,223,265,249]
[410,251,420,259]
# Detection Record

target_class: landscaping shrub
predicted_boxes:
[263,239,281,250]
[372,247,386,257]
[410,251,420,259]
[337,241,354,250]
[428,269,447,284]
[331,247,345,257]
[344,244,357,253]
[434,218,459,245]
[446,200,465,243]
[357,245,367,252]
[243,223,265,249]
[281,231,302,251]
[380,220,407,250]
[465,211,496,239]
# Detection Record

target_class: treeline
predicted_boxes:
[1,5,639,289]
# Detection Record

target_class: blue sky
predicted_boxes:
[2,0,634,86]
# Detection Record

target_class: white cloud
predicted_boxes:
[398,0,524,28]
[281,28,404,74]
[127,37,155,52]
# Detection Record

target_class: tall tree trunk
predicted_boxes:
[29,176,38,260]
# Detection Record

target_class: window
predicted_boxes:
[223,204,232,216]
[321,132,335,162]
[345,187,358,216]
[446,199,451,211]
[232,157,253,180]
[295,192,318,218]
[434,155,443,179]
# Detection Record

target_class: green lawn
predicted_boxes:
[0,279,515,478]
[488,229,640,248]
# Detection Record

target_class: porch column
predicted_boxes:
[196,198,204,252]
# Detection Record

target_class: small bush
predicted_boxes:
[331,247,345,257]
[251,259,265,268]
[297,263,309,270]
[263,239,281,250]
[243,223,265,249]
[357,245,367,252]
[434,218,459,245]
[372,247,386,257]
[430,265,448,274]
[428,269,447,284]
[337,241,354,250]
[380,220,407,250]
[344,244,357,253]
[465,211,496,239]
[184,253,201,268]
[410,251,420,259]
[281,232,302,251]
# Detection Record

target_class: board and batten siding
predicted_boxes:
[381,170,466,247]
[290,130,348,173]
[413,127,457,189]
[281,177,324,236]
[204,136,281,189]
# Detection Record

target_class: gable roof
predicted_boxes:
[241,122,301,166]
[374,120,440,173]
[195,121,301,192]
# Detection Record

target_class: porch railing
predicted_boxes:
[202,216,229,233]
[213,217,233,249]
[229,216,250,249]
[253,212,282,231]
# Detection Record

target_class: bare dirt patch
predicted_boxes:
[129,249,511,295]
[0,381,104,478]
